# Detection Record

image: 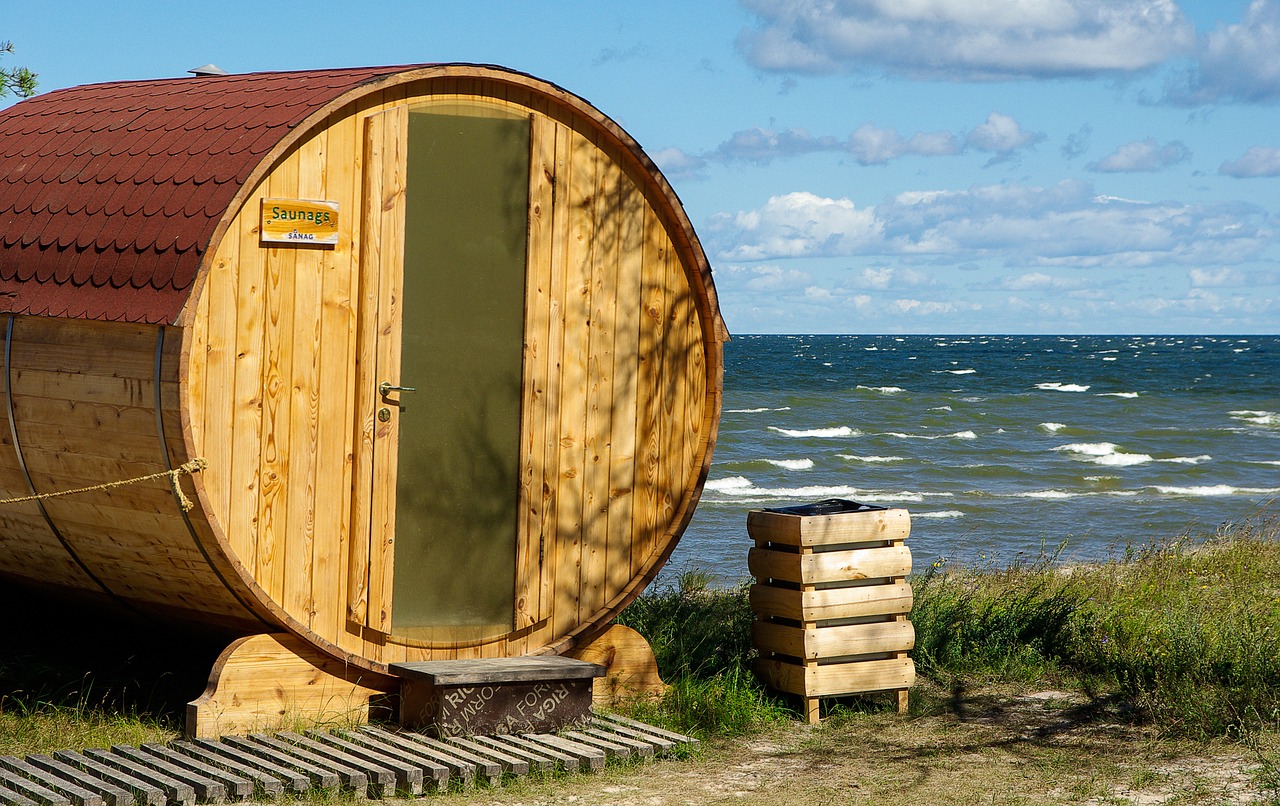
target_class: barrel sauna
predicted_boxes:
[0,64,726,732]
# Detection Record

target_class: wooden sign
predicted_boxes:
[261,198,340,245]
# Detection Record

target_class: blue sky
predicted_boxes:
[5,0,1279,334]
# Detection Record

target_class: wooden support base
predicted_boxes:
[186,633,396,739]
[566,624,668,707]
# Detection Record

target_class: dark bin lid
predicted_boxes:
[762,498,887,517]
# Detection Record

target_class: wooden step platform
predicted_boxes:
[0,714,696,804]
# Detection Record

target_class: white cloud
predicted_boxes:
[1087,138,1191,172]
[849,123,961,164]
[1220,146,1280,178]
[965,113,1044,156]
[857,267,934,289]
[1189,267,1280,287]
[707,192,882,260]
[713,127,840,163]
[1165,0,1280,104]
[739,0,1195,80]
[706,180,1272,267]
[698,113,1037,170]
[1000,272,1084,290]
[651,147,707,181]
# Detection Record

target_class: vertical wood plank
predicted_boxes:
[283,130,327,626]
[367,103,407,643]
[631,205,668,577]
[200,233,240,522]
[551,123,596,639]
[229,190,266,575]
[536,117,572,628]
[257,157,299,602]
[316,110,360,650]
[578,141,620,624]
[514,108,557,639]
[605,171,644,602]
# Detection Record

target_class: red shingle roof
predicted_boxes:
[0,65,426,323]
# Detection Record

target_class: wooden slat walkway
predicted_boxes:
[0,715,696,804]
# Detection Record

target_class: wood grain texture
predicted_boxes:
[0,68,725,678]
[748,507,912,548]
[186,633,394,739]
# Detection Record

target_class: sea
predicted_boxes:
[666,334,1280,585]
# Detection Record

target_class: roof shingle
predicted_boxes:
[0,64,423,323]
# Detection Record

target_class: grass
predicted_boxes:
[608,508,1280,800]
[911,509,1280,738]
[2,513,1278,801]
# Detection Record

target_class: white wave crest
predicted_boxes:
[1158,455,1212,465]
[1096,392,1140,398]
[947,369,977,375]
[705,476,753,492]
[857,385,905,394]
[1036,382,1092,392]
[1053,442,1153,466]
[1017,490,1082,499]
[887,430,977,441]
[1040,422,1068,433]
[764,458,815,471]
[726,406,791,413]
[769,426,858,438]
[915,510,965,519]
[1230,410,1279,427]
[838,454,907,463]
[1153,485,1280,497]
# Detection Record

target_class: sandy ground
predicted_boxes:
[426,689,1276,805]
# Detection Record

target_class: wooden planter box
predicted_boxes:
[748,502,914,722]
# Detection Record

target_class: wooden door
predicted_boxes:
[349,102,533,644]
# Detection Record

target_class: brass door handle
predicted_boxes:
[379,381,417,396]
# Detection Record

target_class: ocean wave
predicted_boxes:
[915,510,965,519]
[1253,460,1280,466]
[1158,455,1212,465]
[856,385,906,394]
[702,477,928,503]
[1035,382,1092,392]
[726,406,792,414]
[1096,392,1140,398]
[1151,484,1280,497]
[705,476,753,492]
[1052,442,1153,466]
[1016,490,1081,499]
[837,454,908,463]
[769,426,859,438]
[1230,410,1279,427]
[764,458,815,471]
[947,369,976,375]
[1040,422,1067,433]
[886,430,978,441]
[930,405,953,412]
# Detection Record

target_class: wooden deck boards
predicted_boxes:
[0,717,696,803]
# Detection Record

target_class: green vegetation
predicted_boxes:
[615,570,790,738]
[613,509,1280,799]
[912,510,1280,738]
[1,40,37,98]
[1,514,1277,800]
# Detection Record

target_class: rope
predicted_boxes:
[0,457,208,512]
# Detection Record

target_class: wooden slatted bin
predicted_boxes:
[748,500,914,723]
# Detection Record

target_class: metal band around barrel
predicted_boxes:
[4,314,132,607]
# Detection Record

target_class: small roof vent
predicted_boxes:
[187,64,229,77]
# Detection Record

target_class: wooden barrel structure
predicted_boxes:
[0,64,726,717]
